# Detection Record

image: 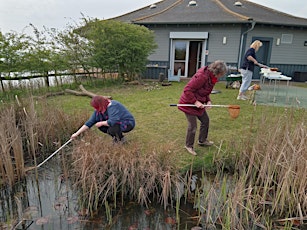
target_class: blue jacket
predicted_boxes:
[85,100,135,131]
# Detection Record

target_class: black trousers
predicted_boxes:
[98,124,133,141]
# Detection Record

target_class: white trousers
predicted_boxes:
[239,69,253,93]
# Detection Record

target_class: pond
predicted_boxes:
[0,75,76,90]
[0,158,203,229]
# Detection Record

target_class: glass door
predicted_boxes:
[188,41,203,77]
[171,40,205,78]
[173,40,188,77]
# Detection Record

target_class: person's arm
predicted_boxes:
[95,120,109,128]
[247,55,268,68]
[102,102,129,127]
[184,70,207,105]
[71,125,89,139]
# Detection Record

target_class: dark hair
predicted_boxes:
[208,60,227,76]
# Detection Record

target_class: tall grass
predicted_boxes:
[69,134,185,215]
[0,79,306,228]
[0,105,24,186]
[194,108,307,229]
[0,95,86,187]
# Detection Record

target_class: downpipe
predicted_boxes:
[238,20,256,68]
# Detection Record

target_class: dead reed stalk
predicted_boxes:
[0,96,82,187]
[195,109,307,229]
[69,134,185,215]
[0,106,25,186]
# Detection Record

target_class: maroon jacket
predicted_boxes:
[178,66,216,116]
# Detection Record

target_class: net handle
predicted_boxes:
[169,104,240,119]
[169,104,239,108]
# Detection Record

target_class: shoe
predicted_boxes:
[198,140,214,146]
[120,136,127,144]
[112,136,118,144]
[184,146,197,156]
[237,95,248,100]
[112,136,127,145]
[243,94,250,99]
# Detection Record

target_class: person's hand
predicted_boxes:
[258,63,268,68]
[206,101,212,110]
[71,133,78,140]
[194,101,204,108]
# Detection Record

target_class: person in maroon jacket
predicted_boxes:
[178,60,227,156]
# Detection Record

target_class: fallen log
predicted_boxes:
[79,85,96,97]
[32,91,66,99]
[65,85,112,99]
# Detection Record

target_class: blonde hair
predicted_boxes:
[250,40,263,51]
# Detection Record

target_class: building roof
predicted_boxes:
[112,0,307,28]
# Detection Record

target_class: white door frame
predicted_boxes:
[169,32,208,78]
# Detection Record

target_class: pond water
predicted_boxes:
[0,158,201,229]
[0,75,76,90]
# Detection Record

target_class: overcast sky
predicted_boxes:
[0,0,306,35]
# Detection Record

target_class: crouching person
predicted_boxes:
[71,95,135,144]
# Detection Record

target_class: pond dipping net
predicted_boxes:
[227,105,240,119]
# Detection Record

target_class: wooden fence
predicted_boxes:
[0,70,119,92]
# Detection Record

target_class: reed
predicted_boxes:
[0,96,82,187]
[69,134,186,216]
[194,108,307,229]
[1,81,306,228]
[0,105,25,186]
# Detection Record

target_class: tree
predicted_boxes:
[24,24,56,87]
[0,31,29,91]
[54,27,92,82]
[82,19,157,80]
[0,17,158,92]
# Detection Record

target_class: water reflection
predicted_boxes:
[14,162,80,229]
[0,158,199,229]
[0,75,76,90]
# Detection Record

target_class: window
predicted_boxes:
[173,41,187,76]
[281,34,293,44]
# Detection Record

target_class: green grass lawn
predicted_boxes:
[1,78,305,228]
[45,79,305,172]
